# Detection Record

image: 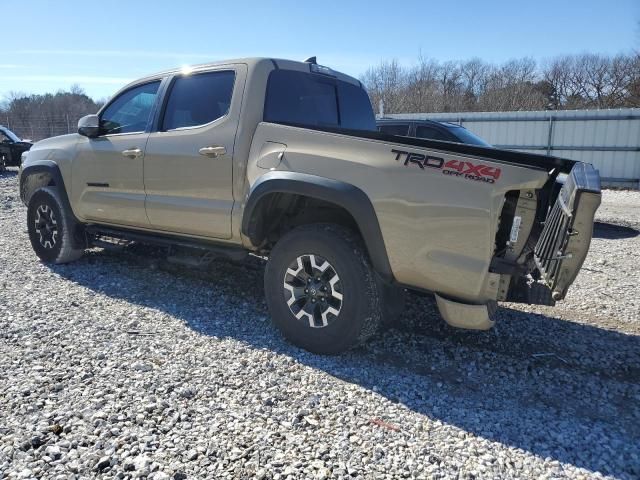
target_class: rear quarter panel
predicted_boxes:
[247,123,549,302]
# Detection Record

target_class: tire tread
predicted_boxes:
[28,186,84,264]
[264,223,382,354]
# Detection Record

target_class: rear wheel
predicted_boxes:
[264,224,382,354]
[27,187,84,264]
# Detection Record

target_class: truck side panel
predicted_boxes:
[246,123,550,303]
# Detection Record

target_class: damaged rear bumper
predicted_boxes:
[534,163,601,300]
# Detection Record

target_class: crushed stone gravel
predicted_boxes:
[1,169,639,479]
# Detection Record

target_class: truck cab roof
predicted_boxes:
[123,57,363,92]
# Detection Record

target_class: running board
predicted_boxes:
[85,225,248,262]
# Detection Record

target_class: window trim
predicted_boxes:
[157,68,237,133]
[98,79,163,138]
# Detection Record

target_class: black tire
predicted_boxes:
[264,224,382,354]
[27,187,84,264]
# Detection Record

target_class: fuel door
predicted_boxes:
[256,141,287,170]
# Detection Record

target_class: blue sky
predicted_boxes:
[1,0,638,101]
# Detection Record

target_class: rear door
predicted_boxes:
[143,66,245,238]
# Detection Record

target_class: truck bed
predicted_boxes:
[275,122,577,173]
[247,121,599,305]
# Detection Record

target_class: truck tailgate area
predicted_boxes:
[535,163,601,300]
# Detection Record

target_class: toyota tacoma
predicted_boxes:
[19,57,601,354]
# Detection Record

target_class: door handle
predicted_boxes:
[199,145,226,158]
[122,148,142,159]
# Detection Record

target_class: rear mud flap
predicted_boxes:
[435,294,496,330]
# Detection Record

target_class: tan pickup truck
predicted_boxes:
[19,57,601,354]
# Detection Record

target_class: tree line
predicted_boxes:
[1,52,639,141]
[360,52,640,114]
[0,86,104,141]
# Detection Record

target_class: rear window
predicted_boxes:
[415,125,453,142]
[264,69,375,131]
[448,126,492,147]
[378,124,409,136]
[1,128,20,142]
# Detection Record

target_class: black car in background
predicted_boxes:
[376,118,492,147]
[0,125,33,168]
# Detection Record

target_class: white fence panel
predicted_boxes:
[383,109,640,189]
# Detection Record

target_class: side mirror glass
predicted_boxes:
[78,114,100,138]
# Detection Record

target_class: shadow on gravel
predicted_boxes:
[593,221,639,239]
[51,249,640,479]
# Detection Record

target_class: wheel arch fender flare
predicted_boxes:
[20,160,79,224]
[241,171,394,282]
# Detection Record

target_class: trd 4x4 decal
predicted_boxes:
[391,149,501,184]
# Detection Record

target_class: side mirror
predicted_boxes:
[78,114,100,138]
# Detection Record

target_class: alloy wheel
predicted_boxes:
[34,204,58,249]
[283,254,343,328]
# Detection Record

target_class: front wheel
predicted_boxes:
[264,224,382,354]
[27,187,84,264]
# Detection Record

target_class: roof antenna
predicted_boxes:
[304,56,317,64]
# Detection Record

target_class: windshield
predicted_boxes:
[448,125,492,147]
[0,127,20,142]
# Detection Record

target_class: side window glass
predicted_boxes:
[379,124,409,136]
[415,125,452,142]
[162,71,235,130]
[100,81,160,135]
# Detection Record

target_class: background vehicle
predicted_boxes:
[0,125,33,168]
[18,57,601,354]
[377,118,492,146]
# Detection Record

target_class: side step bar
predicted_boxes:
[85,225,248,262]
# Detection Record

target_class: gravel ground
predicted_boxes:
[1,169,639,480]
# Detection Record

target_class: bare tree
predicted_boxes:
[403,56,440,112]
[360,59,407,115]
[628,52,640,107]
[459,58,491,110]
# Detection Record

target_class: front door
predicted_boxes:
[72,80,161,227]
[143,67,243,239]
